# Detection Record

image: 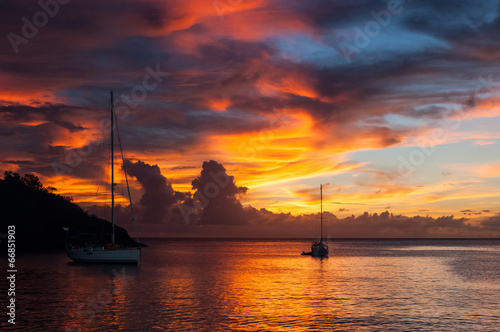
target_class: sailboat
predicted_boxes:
[65,91,141,264]
[301,184,329,257]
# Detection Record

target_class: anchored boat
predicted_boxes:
[301,184,329,257]
[65,91,140,264]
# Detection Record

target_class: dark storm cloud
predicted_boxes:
[478,215,500,229]
[0,122,64,160]
[274,0,390,29]
[0,103,88,132]
[0,101,108,180]
[10,140,106,181]
[191,160,248,225]
[161,209,500,238]
[324,212,467,238]
[401,0,500,63]
[1,160,36,166]
[69,160,500,238]
[402,0,500,41]
[123,159,186,223]
[45,145,67,156]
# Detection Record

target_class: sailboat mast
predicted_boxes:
[111,91,115,244]
[320,184,323,242]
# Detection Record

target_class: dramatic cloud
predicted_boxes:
[70,159,500,238]
[191,160,248,225]
[1,0,500,237]
[123,159,185,223]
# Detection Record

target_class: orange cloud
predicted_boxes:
[475,163,500,178]
[256,76,319,99]
[208,98,231,111]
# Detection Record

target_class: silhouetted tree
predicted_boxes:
[0,171,143,250]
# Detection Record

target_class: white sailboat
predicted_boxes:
[65,91,140,264]
[301,184,329,257]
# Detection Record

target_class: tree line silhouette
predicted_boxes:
[0,171,143,250]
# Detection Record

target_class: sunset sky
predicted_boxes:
[2,0,500,237]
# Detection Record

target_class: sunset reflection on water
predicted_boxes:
[4,239,500,331]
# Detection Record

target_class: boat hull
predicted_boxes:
[67,247,140,264]
[301,242,329,257]
[301,250,329,257]
[312,247,329,257]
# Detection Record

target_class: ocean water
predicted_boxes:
[1,239,500,331]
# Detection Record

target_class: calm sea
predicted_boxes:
[1,239,500,331]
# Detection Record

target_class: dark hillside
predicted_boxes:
[0,171,144,251]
